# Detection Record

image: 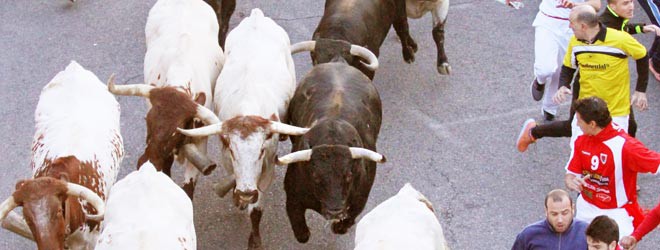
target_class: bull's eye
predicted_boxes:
[259,148,265,158]
[345,173,352,183]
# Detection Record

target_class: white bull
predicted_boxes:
[405,0,451,75]
[355,183,450,250]
[95,161,196,250]
[178,8,310,249]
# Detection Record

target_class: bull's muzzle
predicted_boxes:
[322,208,348,221]
[232,189,258,210]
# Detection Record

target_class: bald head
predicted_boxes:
[545,189,572,208]
[570,5,599,28]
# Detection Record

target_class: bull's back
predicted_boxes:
[315,0,394,49]
[33,61,123,187]
[96,163,196,250]
[289,63,382,142]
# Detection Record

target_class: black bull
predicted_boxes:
[283,62,383,243]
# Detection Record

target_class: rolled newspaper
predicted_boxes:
[495,0,524,9]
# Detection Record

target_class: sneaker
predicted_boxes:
[649,59,660,82]
[543,110,555,121]
[516,119,537,152]
[530,78,545,101]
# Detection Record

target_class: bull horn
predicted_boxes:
[107,74,153,97]
[276,149,312,165]
[269,121,310,136]
[181,143,217,176]
[177,123,223,137]
[65,183,105,221]
[291,41,315,54]
[195,104,220,125]
[349,45,379,71]
[2,211,34,241]
[0,196,18,224]
[349,147,386,163]
[212,175,236,198]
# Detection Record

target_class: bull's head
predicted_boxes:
[0,177,104,250]
[178,113,309,209]
[291,39,379,70]
[277,145,385,221]
[106,76,217,175]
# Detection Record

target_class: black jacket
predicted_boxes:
[599,6,646,35]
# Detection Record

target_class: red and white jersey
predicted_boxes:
[566,123,660,209]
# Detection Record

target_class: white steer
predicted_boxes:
[95,161,195,250]
[355,183,450,250]
[178,8,310,249]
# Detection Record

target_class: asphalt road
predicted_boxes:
[1,0,659,249]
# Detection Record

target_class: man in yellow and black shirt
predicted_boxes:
[555,5,650,148]
[516,5,650,153]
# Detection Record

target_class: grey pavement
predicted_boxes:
[1,0,659,249]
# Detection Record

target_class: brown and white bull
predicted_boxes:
[311,0,418,79]
[177,9,312,249]
[277,41,386,243]
[108,0,224,199]
[0,61,124,250]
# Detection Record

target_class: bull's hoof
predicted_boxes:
[248,234,262,250]
[294,228,310,243]
[331,219,354,234]
[402,46,416,63]
[437,62,451,75]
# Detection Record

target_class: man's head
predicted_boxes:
[608,0,635,19]
[569,5,600,40]
[574,97,612,135]
[544,189,574,233]
[586,215,619,250]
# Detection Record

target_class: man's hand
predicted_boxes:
[557,0,576,8]
[643,25,660,36]
[632,91,648,111]
[553,86,572,104]
[499,0,524,9]
[565,174,589,192]
[620,236,638,249]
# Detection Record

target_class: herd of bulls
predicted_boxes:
[0,0,451,249]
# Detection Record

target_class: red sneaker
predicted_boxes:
[516,119,537,152]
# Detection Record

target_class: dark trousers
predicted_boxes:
[531,77,638,138]
[638,0,660,71]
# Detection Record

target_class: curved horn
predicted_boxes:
[269,121,310,136]
[290,41,316,54]
[276,149,312,165]
[2,211,34,241]
[195,104,220,125]
[349,147,386,163]
[181,143,217,175]
[107,74,153,97]
[349,45,379,71]
[212,175,236,198]
[65,183,105,221]
[177,123,223,137]
[0,196,18,224]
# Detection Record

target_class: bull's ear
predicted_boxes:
[58,173,70,182]
[269,113,279,121]
[194,92,206,106]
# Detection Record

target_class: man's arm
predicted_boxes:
[561,0,601,10]
[624,139,660,173]
[634,55,649,93]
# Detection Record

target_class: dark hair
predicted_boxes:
[575,6,599,28]
[586,215,619,244]
[544,189,572,208]
[573,97,612,128]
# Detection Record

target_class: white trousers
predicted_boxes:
[576,195,634,240]
[569,115,629,151]
[533,14,572,115]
